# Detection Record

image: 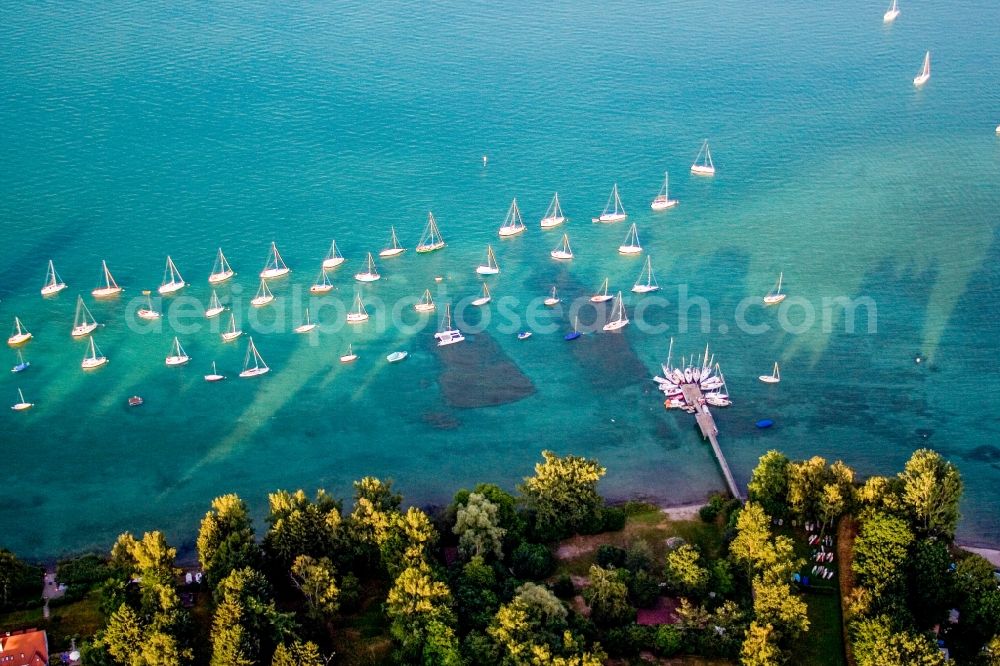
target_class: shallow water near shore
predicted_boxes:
[1,0,1000,557]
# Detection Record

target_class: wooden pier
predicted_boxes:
[680,383,744,502]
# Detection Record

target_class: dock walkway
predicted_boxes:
[680,383,744,501]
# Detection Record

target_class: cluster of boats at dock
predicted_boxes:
[653,342,733,412]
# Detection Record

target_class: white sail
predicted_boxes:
[379,226,406,258]
[209,248,236,283]
[883,0,900,23]
[691,140,716,176]
[631,256,660,293]
[913,51,930,87]
[759,362,781,384]
[41,260,67,296]
[650,172,679,210]
[550,233,574,260]
[205,290,225,318]
[498,198,527,237]
[92,260,122,298]
[323,240,346,269]
[540,192,566,228]
[618,223,642,255]
[260,242,290,279]
[603,292,630,331]
[159,256,187,294]
[416,213,446,253]
[763,272,786,305]
[239,337,269,377]
[593,184,627,223]
[476,245,500,275]
[71,295,99,337]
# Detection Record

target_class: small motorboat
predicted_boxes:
[128,396,144,407]
[386,351,408,363]
[517,331,532,340]
[755,419,774,429]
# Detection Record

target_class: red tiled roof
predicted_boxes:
[0,629,48,666]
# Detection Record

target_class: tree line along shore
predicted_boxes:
[1,447,998,665]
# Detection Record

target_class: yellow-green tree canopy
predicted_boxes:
[519,451,606,540]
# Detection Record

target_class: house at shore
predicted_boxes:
[0,628,48,666]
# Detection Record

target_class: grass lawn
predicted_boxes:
[795,592,847,666]
[0,589,104,654]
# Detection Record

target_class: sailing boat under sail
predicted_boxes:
[631,256,660,293]
[415,289,436,312]
[310,268,334,294]
[295,308,316,333]
[137,290,161,320]
[435,304,464,346]
[7,317,32,346]
[221,313,243,342]
[498,198,527,237]
[591,277,613,303]
[323,240,346,269]
[619,223,642,255]
[159,256,187,295]
[415,213,446,253]
[165,336,191,366]
[550,233,574,260]
[92,260,123,298]
[41,260,67,296]
[471,282,492,307]
[71,295,99,337]
[81,336,108,369]
[11,388,33,412]
[763,272,786,304]
[883,0,900,23]
[239,337,269,378]
[593,184,627,223]
[476,245,500,275]
[347,291,370,323]
[209,248,236,283]
[913,51,930,87]
[379,226,406,258]
[251,279,275,307]
[354,252,381,282]
[603,292,629,331]
[759,362,781,384]
[260,242,290,279]
[691,140,716,176]
[205,290,225,318]
[540,192,566,229]
[650,172,679,210]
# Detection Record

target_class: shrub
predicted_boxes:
[653,625,682,656]
[510,543,554,580]
[552,574,575,599]
[624,540,655,573]
[700,493,728,523]
[628,569,661,608]
[601,507,627,532]
[595,545,627,569]
[604,624,654,657]
[57,554,110,587]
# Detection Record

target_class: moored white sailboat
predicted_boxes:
[165,336,191,366]
[11,388,33,411]
[310,268,334,294]
[340,343,358,363]
[251,279,275,307]
[221,313,243,342]
[763,272,786,305]
[81,336,108,369]
[603,292,629,331]
[543,286,560,307]
[498,198,527,237]
[41,260,67,296]
[415,213,446,253]
[591,277,613,303]
[883,0,900,23]
[239,337,269,378]
[346,291,370,323]
[137,290,161,320]
[295,308,317,333]
[691,140,716,176]
[208,248,236,283]
[476,245,500,275]
[205,361,226,382]
[759,362,781,384]
[618,223,642,255]
[92,260,123,298]
[354,252,381,282]
[540,192,566,229]
[379,226,406,258]
[158,256,187,295]
[7,317,31,346]
[205,290,225,318]
[631,256,660,293]
[650,172,679,210]
[322,240,346,269]
[593,184,627,223]
[434,304,465,346]
[913,51,930,87]
[471,282,492,307]
[550,233,574,260]
[71,295,99,337]
[415,289,436,312]
[260,242,290,279]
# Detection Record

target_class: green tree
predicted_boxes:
[752,569,809,639]
[454,492,506,560]
[583,565,633,627]
[747,451,790,518]
[0,548,44,609]
[898,448,963,538]
[818,483,847,533]
[272,641,325,666]
[210,567,293,666]
[857,475,905,515]
[852,512,914,600]
[290,555,339,621]
[385,562,456,660]
[740,621,782,666]
[347,477,402,566]
[422,620,463,665]
[489,582,571,663]
[665,544,709,597]
[729,502,774,573]
[102,603,144,663]
[454,555,500,631]
[786,455,831,521]
[196,494,261,588]
[852,614,945,666]
[952,555,1000,660]
[907,538,953,629]
[519,451,606,540]
[264,489,342,568]
[380,507,438,578]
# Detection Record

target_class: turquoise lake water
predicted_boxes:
[2,0,999,558]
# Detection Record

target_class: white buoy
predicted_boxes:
[482,155,488,166]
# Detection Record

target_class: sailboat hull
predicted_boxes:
[498,226,526,237]
[137,309,161,320]
[322,257,346,269]
[239,367,270,378]
[346,313,369,324]
[690,165,716,176]
[763,294,786,305]
[913,74,929,87]
[590,294,613,303]
[82,357,108,370]
[618,245,642,255]
[415,242,445,253]
[205,374,225,382]
[883,9,899,22]
[92,287,122,298]
[540,216,566,229]
[166,356,191,366]
[205,307,225,318]
[471,297,491,307]
[354,273,380,282]
[208,271,235,284]
[414,303,435,312]
[260,267,290,279]
[41,283,67,296]
[221,331,243,342]
[476,266,499,275]
[758,376,780,384]
[158,281,186,295]
[295,324,317,334]
[310,284,334,294]
[7,334,31,347]
[602,320,629,331]
[594,213,627,224]
[340,354,358,363]
[550,251,573,260]
[543,298,560,307]
[251,295,275,307]
[631,285,660,294]
[71,323,98,338]
[379,248,405,258]
[650,198,678,211]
